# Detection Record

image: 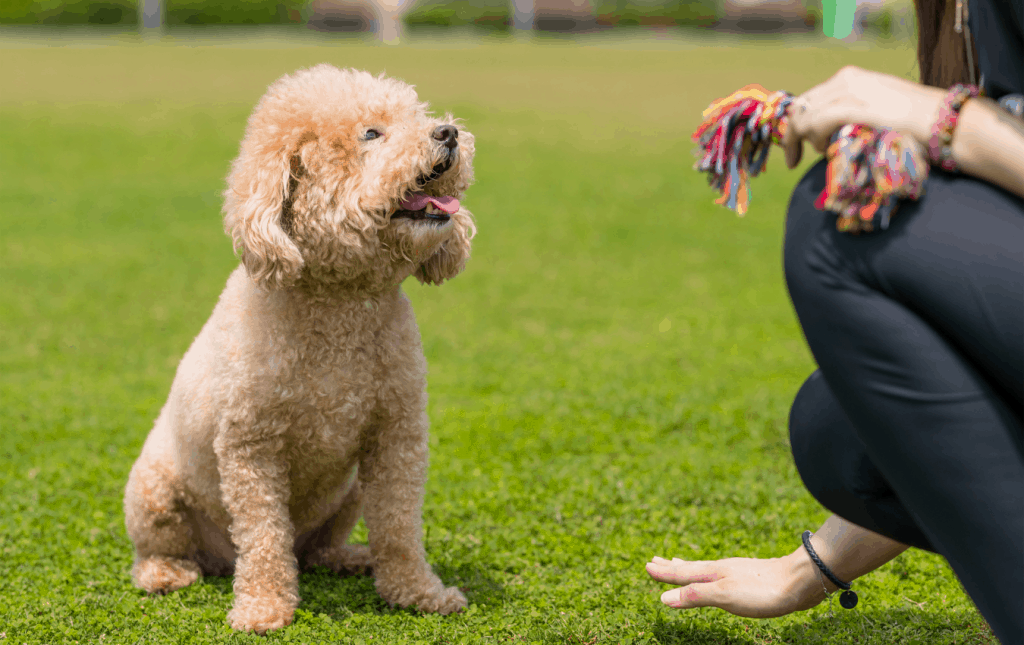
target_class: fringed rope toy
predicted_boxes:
[693,85,930,234]
[693,85,794,216]
[818,125,929,233]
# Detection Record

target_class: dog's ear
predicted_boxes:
[223,135,316,289]
[416,209,476,286]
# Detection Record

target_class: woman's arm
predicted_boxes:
[646,514,908,617]
[811,514,910,587]
[949,98,1024,197]
[781,67,1024,198]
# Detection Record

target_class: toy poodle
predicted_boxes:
[123,64,476,634]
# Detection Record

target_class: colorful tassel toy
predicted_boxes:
[693,84,929,234]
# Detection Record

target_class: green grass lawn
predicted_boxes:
[0,30,995,644]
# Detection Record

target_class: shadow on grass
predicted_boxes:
[290,562,507,621]
[771,606,998,645]
[168,557,505,627]
[650,620,753,645]
[651,606,998,645]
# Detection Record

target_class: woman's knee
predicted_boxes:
[790,372,897,504]
[789,374,936,550]
[790,373,866,501]
[788,371,837,499]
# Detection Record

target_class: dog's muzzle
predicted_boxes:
[415,125,459,188]
[392,126,461,224]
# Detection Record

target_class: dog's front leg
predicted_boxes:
[360,414,467,615]
[214,432,299,634]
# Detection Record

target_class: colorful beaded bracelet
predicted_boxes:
[928,83,983,172]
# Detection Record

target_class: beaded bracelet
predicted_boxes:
[928,84,983,172]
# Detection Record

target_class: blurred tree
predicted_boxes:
[593,0,719,28]
[1,0,138,25]
[403,0,511,30]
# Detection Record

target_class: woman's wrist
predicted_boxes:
[905,84,1024,195]
[781,538,836,610]
[951,98,1024,194]
[907,85,947,147]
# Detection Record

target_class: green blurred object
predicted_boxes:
[822,0,855,38]
[802,0,914,40]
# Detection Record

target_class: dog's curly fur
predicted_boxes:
[123,64,476,634]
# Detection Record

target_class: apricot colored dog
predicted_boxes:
[124,64,475,633]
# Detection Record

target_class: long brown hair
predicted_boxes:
[914,0,982,87]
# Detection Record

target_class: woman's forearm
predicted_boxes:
[948,99,1024,198]
[798,514,909,594]
[905,91,1024,198]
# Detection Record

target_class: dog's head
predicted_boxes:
[223,64,476,291]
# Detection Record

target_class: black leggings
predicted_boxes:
[784,160,1024,644]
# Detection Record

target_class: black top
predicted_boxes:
[969,0,1024,98]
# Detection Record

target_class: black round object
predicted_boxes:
[839,590,859,609]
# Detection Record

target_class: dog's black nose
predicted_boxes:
[433,125,458,150]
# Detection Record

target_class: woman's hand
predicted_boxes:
[782,66,945,169]
[781,65,1024,197]
[645,549,826,618]
[647,517,911,618]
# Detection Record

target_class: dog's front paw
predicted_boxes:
[416,585,467,615]
[377,575,467,615]
[227,594,296,634]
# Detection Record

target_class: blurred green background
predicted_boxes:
[0,0,912,38]
[0,16,995,645]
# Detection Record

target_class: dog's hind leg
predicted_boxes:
[304,479,374,576]
[124,431,201,594]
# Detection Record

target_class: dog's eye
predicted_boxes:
[363,129,383,141]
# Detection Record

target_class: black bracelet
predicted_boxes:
[801,530,859,609]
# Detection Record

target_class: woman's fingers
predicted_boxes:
[784,74,857,169]
[660,582,724,609]
[782,97,811,169]
[645,558,722,586]
[782,127,804,170]
[784,103,846,168]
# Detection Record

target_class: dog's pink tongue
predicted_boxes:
[400,193,460,214]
